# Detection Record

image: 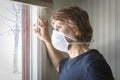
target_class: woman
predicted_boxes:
[33,6,114,80]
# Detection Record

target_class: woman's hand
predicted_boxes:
[33,16,51,43]
[33,17,64,72]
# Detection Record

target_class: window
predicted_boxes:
[0,1,22,80]
[0,1,57,80]
[0,1,39,80]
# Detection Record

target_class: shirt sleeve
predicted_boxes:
[87,59,114,80]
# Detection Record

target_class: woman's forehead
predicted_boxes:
[51,19,63,25]
[52,18,72,23]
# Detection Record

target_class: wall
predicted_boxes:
[52,0,120,80]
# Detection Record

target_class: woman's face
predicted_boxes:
[51,19,79,41]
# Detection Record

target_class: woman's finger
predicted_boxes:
[37,17,44,27]
[33,23,42,30]
[33,27,41,36]
[37,16,48,27]
[42,17,48,27]
[33,24,41,33]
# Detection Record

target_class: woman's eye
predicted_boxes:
[55,25,61,31]
[57,25,61,28]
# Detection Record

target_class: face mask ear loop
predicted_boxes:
[59,31,76,41]
[69,42,90,45]
[60,31,90,45]
[64,35,76,41]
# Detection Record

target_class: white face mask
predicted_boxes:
[51,30,88,53]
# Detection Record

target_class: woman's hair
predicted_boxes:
[50,6,93,43]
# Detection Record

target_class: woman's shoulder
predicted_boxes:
[81,49,106,66]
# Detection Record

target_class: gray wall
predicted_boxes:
[51,0,120,80]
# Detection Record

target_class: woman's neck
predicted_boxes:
[68,44,90,58]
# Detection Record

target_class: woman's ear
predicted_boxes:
[73,28,81,41]
[75,31,81,39]
[73,27,81,37]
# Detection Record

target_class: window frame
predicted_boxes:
[22,4,30,80]
[22,4,46,80]
[22,4,58,80]
[11,0,53,8]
